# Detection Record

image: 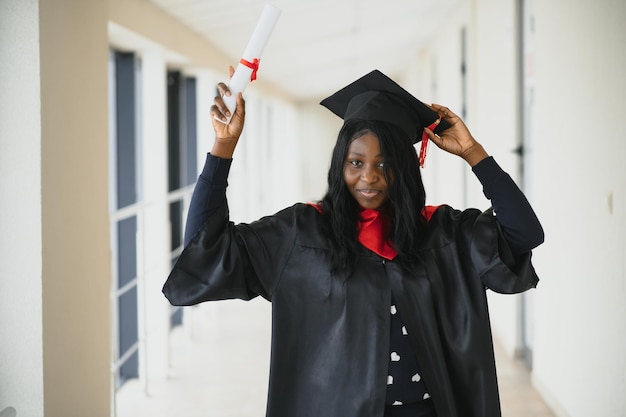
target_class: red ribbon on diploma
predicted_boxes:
[419,117,441,168]
[240,58,260,81]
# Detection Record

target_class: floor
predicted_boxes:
[116,299,556,417]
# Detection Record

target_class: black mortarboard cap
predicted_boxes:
[320,69,450,144]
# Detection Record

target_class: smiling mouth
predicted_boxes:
[357,189,381,198]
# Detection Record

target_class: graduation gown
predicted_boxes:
[163,197,539,417]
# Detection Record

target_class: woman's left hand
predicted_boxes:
[423,103,489,167]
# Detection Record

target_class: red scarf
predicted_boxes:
[357,209,398,260]
[307,204,441,261]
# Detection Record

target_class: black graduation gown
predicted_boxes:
[163,200,539,417]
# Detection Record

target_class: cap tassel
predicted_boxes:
[419,117,441,168]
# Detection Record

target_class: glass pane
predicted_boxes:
[115,51,137,208]
[117,216,137,289]
[118,350,139,386]
[170,307,183,327]
[185,77,197,185]
[169,200,183,251]
[118,286,139,377]
[167,71,181,192]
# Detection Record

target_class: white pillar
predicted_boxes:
[138,50,171,384]
[0,0,43,415]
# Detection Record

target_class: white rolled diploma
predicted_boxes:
[216,4,282,124]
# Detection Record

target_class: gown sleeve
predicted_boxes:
[163,154,297,306]
[184,153,232,245]
[467,157,544,293]
[472,156,544,255]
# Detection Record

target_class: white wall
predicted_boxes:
[296,101,341,203]
[408,0,525,357]
[412,0,626,416]
[530,1,626,415]
[228,90,296,221]
[407,9,468,211]
[0,1,44,415]
[227,93,337,224]
[472,0,524,360]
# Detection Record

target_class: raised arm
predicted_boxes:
[184,68,247,245]
[423,104,543,254]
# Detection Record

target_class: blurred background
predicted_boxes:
[1,0,625,416]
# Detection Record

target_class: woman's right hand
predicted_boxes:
[210,66,246,158]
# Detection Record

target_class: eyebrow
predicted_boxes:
[346,152,383,158]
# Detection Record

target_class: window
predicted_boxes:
[109,49,142,386]
[166,70,198,327]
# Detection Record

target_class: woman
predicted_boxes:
[163,69,544,417]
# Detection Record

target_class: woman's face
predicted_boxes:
[343,131,389,210]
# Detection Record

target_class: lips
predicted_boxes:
[357,189,382,198]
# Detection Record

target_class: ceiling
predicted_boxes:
[150,0,462,102]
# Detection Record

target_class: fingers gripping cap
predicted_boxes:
[320,69,450,143]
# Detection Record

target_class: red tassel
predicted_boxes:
[419,117,441,168]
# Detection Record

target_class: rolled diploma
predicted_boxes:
[217,4,281,124]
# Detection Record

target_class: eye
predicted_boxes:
[377,161,385,168]
[349,160,362,167]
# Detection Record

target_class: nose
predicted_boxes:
[360,165,379,184]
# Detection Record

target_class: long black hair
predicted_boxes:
[320,119,428,273]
